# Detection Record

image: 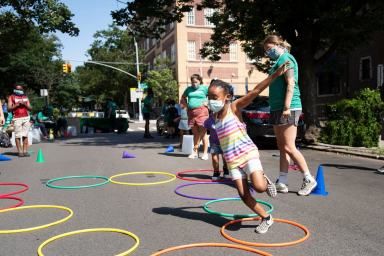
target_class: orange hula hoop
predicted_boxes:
[221,217,310,247]
[150,242,272,256]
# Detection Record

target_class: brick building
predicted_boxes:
[315,32,384,119]
[139,2,267,98]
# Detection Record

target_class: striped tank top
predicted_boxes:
[215,108,259,170]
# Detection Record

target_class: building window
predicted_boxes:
[187,8,195,25]
[162,49,167,59]
[171,43,176,63]
[152,38,156,46]
[146,38,150,50]
[359,56,372,81]
[169,22,175,30]
[187,41,196,60]
[317,72,341,96]
[229,43,238,61]
[204,8,215,27]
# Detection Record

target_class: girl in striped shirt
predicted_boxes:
[207,62,289,234]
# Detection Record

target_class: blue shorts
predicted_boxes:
[210,144,223,154]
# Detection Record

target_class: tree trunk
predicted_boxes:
[124,90,128,111]
[296,52,321,143]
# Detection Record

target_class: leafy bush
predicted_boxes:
[320,88,384,147]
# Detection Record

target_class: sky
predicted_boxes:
[55,0,126,69]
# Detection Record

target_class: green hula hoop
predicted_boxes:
[203,198,274,219]
[46,176,110,189]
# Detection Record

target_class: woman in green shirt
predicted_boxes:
[142,88,154,138]
[264,35,316,196]
[181,74,209,160]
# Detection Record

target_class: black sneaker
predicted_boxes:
[211,171,221,181]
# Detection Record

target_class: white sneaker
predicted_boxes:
[255,215,273,234]
[298,178,317,196]
[264,175,277,198]
[188,151,198,159]
[275,180,289,193]
[200,153,209,160]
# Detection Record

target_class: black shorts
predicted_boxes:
[269,110,301,126]
[143,113,150,120]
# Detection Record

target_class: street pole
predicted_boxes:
[134,37,143,122]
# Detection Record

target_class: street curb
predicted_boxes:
[301,144,384,160]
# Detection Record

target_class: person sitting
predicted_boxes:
[36,107,53,139]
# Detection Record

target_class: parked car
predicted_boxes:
[116,109,130,120]
[241,96,305,143]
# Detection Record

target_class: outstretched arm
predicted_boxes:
[234,61,290,110]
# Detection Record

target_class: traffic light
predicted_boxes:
[62,63,72,74]
[62,64,68,73]
[137,72,141,82]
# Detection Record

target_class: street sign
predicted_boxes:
[130,88,138,102]
[40,89,48,97]
[139,83,148,90]
[136,89,143,99]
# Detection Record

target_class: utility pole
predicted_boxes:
[128,26,143,122]
[134,37,143,122]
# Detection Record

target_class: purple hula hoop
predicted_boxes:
[174,182,255,200]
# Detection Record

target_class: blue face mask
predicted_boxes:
[208,99,225,113]
[266,46,281,60]
[14,89,24,95]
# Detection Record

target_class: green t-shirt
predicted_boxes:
[107,101,117,116]
[183,85,208,109]
[142,95,153,114]
[37,112,49,123]
[268,52,302,111]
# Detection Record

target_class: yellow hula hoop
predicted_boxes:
[37,228,140,256]
[0,205,73,234]
[109,172,176,186]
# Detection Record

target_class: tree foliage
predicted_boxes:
[112,0,384,125]
[146,63,179,103]
[320,89,384,147]
[75,25,141,109]
[0,0,79,105]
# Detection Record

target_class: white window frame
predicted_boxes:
[171,43,176,63]
[229,43,238,62]
[359,56,372,81]
[187,41,196,60]
[187,8,195,25]
[204,8,215,27]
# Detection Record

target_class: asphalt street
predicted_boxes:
[0,122,383,256]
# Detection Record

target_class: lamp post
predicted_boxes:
[127,26,143,122]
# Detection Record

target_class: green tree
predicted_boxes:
[75,25,142,110]
[146,63,178,103]
[0,0,78,96]
[112,0,384,127]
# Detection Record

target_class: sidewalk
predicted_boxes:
[301,142,384,160]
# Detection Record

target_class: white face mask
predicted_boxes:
[191,82,199,88]
[208,99,225,113]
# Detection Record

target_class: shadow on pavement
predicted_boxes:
[158,152,189,158]
[152,206,229,228]
[322,163,377,172]
[60,131,179,148]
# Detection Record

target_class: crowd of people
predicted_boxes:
[0,84,68,156]
[140,35,320,234]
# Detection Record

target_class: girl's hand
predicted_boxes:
[282,109,291,118]
[274,61,291,77]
